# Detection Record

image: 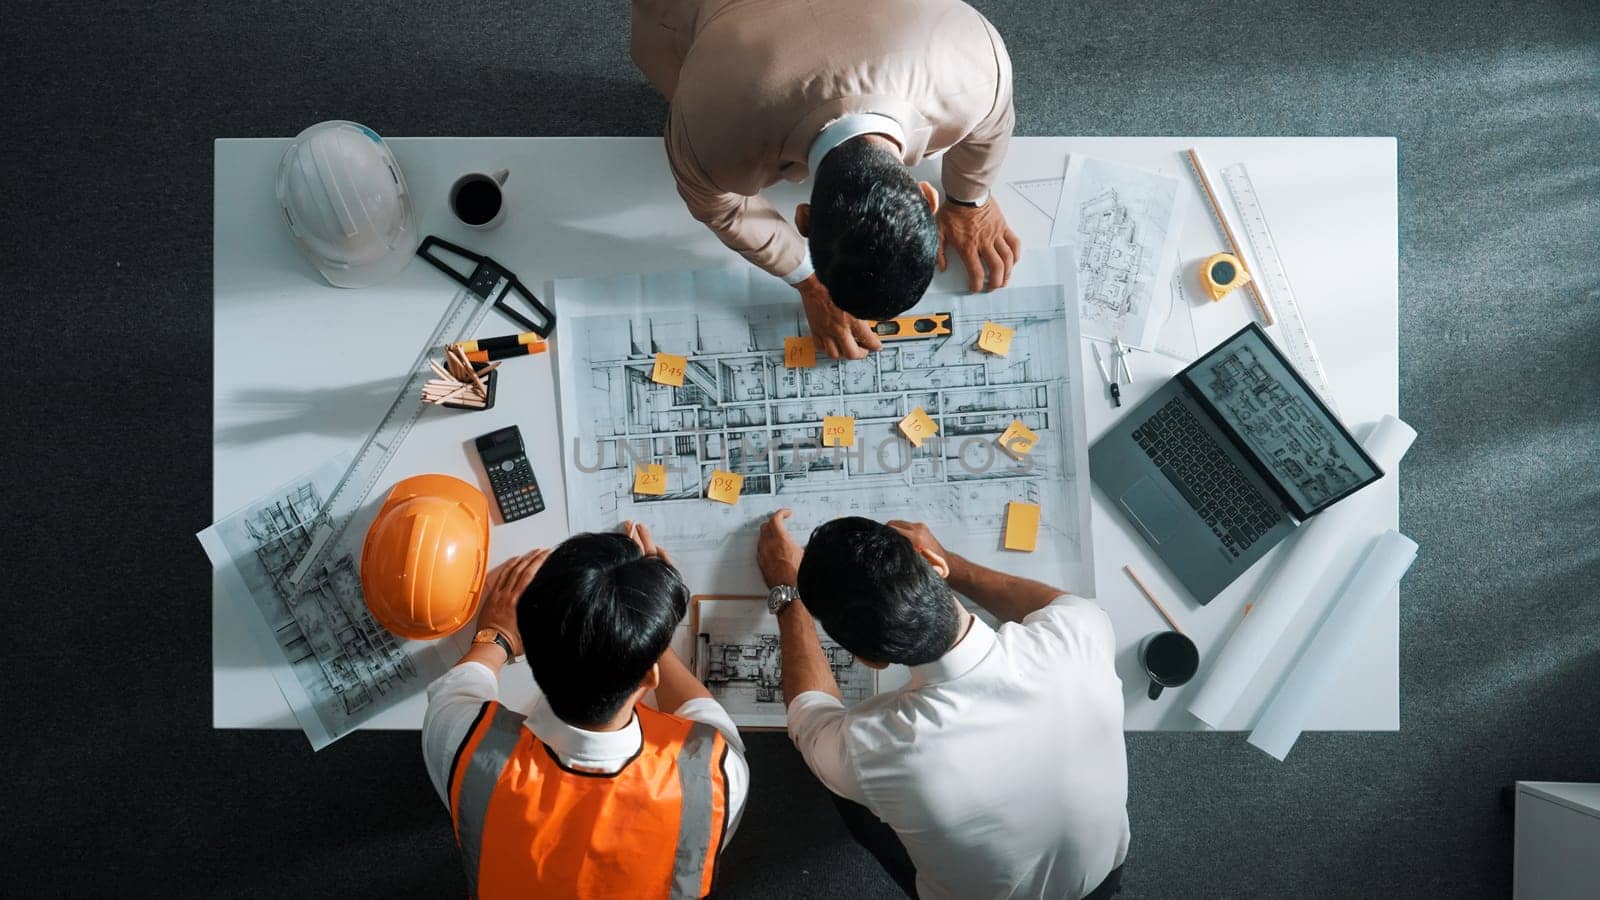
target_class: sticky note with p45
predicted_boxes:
[706,470,743,504]
[899,406,938,447]
[633,464,667,496]
[1004,501,1041,552]
[977,321,1015,356]
[652,353,687,387]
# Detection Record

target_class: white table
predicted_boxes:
[213,136,1398,733]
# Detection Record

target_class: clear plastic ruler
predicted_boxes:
[286,275,503,587]
[1008,177,1065,223]
[1220,163,1339,413]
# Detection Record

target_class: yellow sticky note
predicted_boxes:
[706,469,744,505]
[652,352,687,387]
[898,406,939,447]
[977,321,1015,356]
[633,464,667,496]
[998,419,1039,459]
[1004,501,1041,552]
[784,336,817,369]
[822,415,856,447]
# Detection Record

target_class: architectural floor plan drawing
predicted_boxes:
[554,252,1096,597]
[1045,155,1187,350]
[198,454,462,749]
[693,597,878,729]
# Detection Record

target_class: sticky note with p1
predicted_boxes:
[822,415,855,447]
[633,464,667,496]
[898,406,938,447]
[977,321,1015,356]
[706,469,744,504]
[1004,501,1041,552]
[784,336,817,369]
[998,419,1038,459]
[652,352,687,387]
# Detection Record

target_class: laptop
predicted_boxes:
[1090,323,1383,605]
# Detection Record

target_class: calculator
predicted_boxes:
[474,425,544,522]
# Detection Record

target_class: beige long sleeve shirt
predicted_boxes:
[641,0,1015,280]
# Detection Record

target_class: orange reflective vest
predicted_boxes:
[448,701,730,900]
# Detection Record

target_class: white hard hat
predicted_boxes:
[276,120,419,288]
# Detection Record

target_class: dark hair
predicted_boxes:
[517,533,689,727]
[795,517,959,665]
[809,137,938,320]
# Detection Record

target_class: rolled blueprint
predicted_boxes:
[1248,530,1418,760]
[1187,414,1417,728]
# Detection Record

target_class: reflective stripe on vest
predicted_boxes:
[450,702,728,900]
[671,722,720,899]
[454,703,527,899]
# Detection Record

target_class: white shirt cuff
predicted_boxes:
[782,250,815,285]
[951,190,989,207]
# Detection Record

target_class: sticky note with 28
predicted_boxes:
[977,321,1015,356]
[652,353,687,387]
[784,336,817,369]
[822,415,855,447]
[634,464,667,496]
[898,406,938,447]
[1003,501,1041,552]
[706,469,744,504]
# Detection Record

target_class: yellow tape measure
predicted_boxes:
[1198,252,1253,302]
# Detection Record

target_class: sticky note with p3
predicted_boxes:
[998,419,1038,459]
[652,353,687,387]
[784,336,817,369]
[633,464,667,496]
[1004,501,1041,552]
[822,415,855,447]
[977,321,1015,356]
[706,469,744,504]
[899,406,938,447]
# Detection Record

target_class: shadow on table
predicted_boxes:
[214,376,414,445]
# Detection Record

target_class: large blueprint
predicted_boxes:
[552,249,1096,598]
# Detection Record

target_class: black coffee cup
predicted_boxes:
[1139,630,1199,700]
[449,169,509,229]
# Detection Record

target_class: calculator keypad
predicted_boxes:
[487,456,544,521]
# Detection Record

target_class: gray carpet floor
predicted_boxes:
[4,1,1597,897]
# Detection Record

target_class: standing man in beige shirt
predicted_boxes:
[632,0,1022,359]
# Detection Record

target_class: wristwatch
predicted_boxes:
[472,628,515,663]
[767,584,800,615]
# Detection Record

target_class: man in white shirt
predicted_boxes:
[756,511,1129,900]
[422,523,748,899]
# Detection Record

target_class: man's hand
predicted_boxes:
[622,520,672,565]
[798,275,882,361]
[757,509,805,588]
[476,549,551,658]
[937,199,1022,293]
[886,519,951,562]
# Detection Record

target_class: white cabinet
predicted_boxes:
[1515,782,1600,899]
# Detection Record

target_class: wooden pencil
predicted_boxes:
[1122,564,1183,634]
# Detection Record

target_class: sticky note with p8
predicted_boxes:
[706,469,744,504]
[652,353,687,387]
[1004,501,1041,552]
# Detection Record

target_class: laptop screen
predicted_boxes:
[1180,325,1381,519]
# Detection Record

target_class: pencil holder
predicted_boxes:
[440,366,498,411]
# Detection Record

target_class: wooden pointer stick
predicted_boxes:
[1123,564,1183,634]
[1185,148,1275,327]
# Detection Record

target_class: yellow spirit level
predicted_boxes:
[869,313,952,340]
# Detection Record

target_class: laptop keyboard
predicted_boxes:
[1133,398,1281,558]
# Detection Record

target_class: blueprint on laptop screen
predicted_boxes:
[551,249,1097,599]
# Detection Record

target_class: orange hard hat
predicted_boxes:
[360,473,491,640]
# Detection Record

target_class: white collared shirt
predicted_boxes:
[788,596,1129,900]
[421,662,749,840]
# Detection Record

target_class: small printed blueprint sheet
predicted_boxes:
[198,454,463,749]
[1046,156,1187,349]
[693,597,878,729]
[553,249,1096,597]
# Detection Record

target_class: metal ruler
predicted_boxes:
[1219,163,1339,413]
[286,237,553,588]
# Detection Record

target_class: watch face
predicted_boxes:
[473,629,497,644]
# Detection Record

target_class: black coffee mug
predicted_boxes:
[449,169,509,229]
[1139,630,1199,700]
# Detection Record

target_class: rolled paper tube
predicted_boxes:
[1246,530,1418,760]
[1186,414,1417,728]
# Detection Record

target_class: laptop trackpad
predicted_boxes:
[1119,477,1183,544]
